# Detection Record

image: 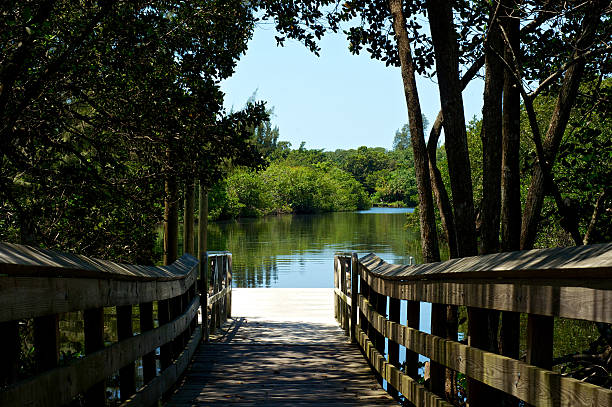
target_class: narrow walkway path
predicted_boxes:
[167,288,396,406]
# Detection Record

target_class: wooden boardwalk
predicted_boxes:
[167,288,396,406]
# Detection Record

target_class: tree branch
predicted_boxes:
[497,23,583,246]
[530,45,612,98]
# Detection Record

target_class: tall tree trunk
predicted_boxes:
[426,0,477,258]
[499,5,522,407]
[426,55,484,260]
[427,1,490,404]
[388,0,440,264]
[500,1,522,255]
[183,178,195,255]
[427,114,458,259]
[480,10,504,256]
[583,189,606,245]
[164,179,179,265]
[471,9,507,404]
[164,147,179,265]
[520,0,606,250]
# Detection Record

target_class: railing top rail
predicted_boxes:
[359,243,612,281]
[334,251,357,256]
[0,242,198,281]
[206,251,232,256]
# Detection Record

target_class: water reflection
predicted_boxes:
[207,208,447,288]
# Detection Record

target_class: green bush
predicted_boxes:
[209,161,371,219]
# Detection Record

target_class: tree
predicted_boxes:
[0,1,267,262]
[254,0,612,403]
[392,115,429,151]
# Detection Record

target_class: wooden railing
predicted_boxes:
[334,244,612,406]
[0,242,231,406]
[203,251,232,342]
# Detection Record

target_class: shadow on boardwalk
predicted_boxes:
[167,288,396,406]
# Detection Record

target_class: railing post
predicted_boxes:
[33,314,59,373]
[350,253,359,343]
[359,263,370,336]
[191,281,198,334]
[340,258,348,334]
[221,255,227,323]
[405,300,420,381]
[217,256,223,328]
[158,299,171,369]
[388,296,400,399]
[430,303,446,397]
[171,294,182,358]
[0,321,19,386]
[139,301,156,383]
[374,288,386,371]
[84,307,105,407]
[198,184,208,343]
[210,256,217,333]
[345,257,352,335]
[117,305,136,401]
[202,253,209,342]
[227,253,232,318]
[466,307,504,405]
[182,289,189,345]
[365,275,384,385]
[527,315,554,370]
[334,255,339,322]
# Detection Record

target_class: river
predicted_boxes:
[206,207,444,288]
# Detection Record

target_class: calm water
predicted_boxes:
[207,207,441,381]
[207,207,433,288]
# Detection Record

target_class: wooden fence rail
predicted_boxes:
[334,244,612,407]
[0,243,231,407]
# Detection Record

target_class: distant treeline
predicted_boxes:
[209,125,420,219]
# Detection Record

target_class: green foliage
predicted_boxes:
[372,167,418,207]
[531,79,612,246]
[210,161,371,219]
[225,168,272,218]
[392,116,429,151]
[435,79,612,248]
[0,1,267,262]
[238,135,418,209]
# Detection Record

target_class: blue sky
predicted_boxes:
[221,23,484,152]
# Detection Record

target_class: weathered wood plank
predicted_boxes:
[168,288,395,406]
[0,242,197,280]
[359,295,612,407]
[361,272,612,323]
[121,328,201,407]
[207,286,230,307]
[0,265,198,322]
[0,296,199,407]
[356,327,452,407]
[170,343,396,406]
[334,287,352,307]
[359,244,612,280]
